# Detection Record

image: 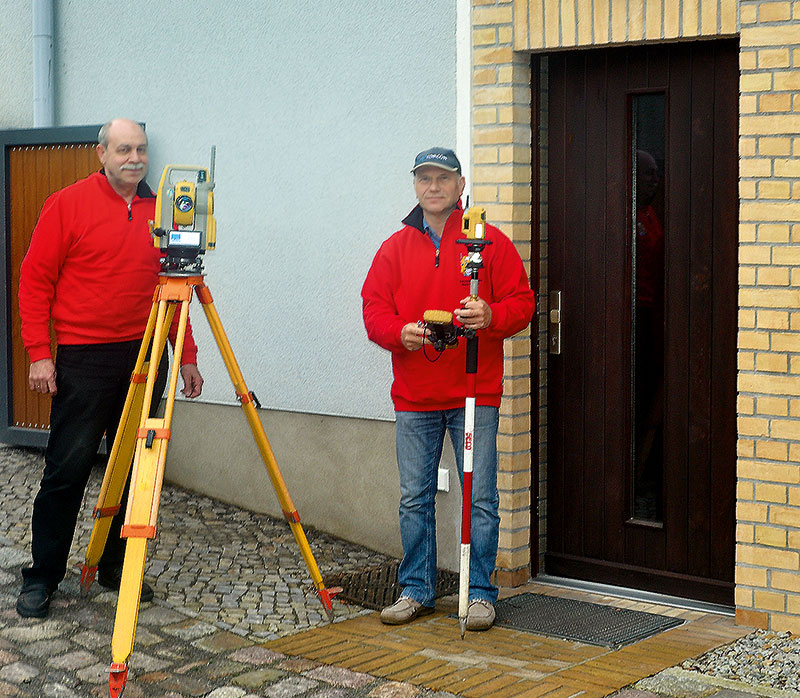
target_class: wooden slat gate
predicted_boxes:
[1,126,100,447]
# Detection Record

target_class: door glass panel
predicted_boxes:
[631,93,665,522]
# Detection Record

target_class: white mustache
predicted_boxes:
[120,163,145,171]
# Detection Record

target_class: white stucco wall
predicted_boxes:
[3,0,459,421]
[2,1,469,568]
[0,1,33,128]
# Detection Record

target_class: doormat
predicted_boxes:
[493,593,684,648]
[325,560,458,611]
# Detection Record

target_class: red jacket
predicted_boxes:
[362,205,534,411]
[19,171,198,364]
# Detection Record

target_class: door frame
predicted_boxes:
[0,125,100,447]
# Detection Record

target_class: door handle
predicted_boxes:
[549,290,561,354]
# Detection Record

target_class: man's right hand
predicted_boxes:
[400,322,429,352]
[29,358,57,395]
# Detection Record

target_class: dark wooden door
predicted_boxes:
[1,127,100,446]
[545,40,738,605]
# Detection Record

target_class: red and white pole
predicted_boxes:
[458,340,478,638]
[457,205,489,638]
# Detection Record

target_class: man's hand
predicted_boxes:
[180,363,203,398]
[400,322,429,352]
[454,296,492,330]
[29,358,57,395]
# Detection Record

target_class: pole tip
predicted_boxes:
[459,618,466,639]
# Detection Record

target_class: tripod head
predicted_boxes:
[150,147,217,275]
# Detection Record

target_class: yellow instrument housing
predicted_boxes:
[462,205,487,240]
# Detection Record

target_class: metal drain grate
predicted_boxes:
[494,593,684,648]
[326,560,458,611]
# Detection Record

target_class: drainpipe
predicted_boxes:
[33,0,55,127]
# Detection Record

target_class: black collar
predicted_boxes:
[98,168,155,199]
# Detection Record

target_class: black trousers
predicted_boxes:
[22,340,168,591]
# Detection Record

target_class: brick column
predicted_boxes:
[736,0,800,633]
[473,0,535,587]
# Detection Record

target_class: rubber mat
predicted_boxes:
[493,592,684,647]
[325,560,458,611]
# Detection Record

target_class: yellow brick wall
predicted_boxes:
[513,0,738,50]
[480,1,800,630]
[473,0,535,587]
[736,0,800,634]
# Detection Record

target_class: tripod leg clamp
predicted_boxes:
[237,390,261,408]
[137,427,171,449]
[121,524,157,539]
[93,505,121,519]
[283,509,301,524]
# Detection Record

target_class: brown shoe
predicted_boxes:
[380,597,434,625]
[465,599,495,631]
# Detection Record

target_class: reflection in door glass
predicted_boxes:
[631,94,665,522]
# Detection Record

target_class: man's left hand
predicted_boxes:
[454,296,492,330]
[180,363,204,398]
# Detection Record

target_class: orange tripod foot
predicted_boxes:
[80,565,97,595]
[317,586,343,620]
[108,662,128,697]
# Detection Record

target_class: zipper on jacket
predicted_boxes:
[435,249,439,267]
[127,203,133,221]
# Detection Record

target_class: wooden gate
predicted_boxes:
[1,126,100,446]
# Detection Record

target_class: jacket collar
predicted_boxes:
[402,200,464,234]
[97,168,156,199]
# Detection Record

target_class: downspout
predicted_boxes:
[33,0,55,127]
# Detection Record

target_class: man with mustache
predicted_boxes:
[16,118,204,618]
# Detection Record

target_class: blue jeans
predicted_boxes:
[395,406,500,607]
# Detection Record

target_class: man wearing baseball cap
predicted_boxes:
[361,148,534,629]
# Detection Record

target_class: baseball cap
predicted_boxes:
[411,147,461,174]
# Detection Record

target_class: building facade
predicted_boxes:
[3,1,800,632]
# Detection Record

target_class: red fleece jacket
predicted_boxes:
[361,205,535,411]
[19,171,198,364]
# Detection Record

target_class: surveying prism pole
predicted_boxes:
[456,205,491,639]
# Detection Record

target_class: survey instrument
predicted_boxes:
[79,152,340,697]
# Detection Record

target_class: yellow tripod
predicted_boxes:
[80,274,339,698]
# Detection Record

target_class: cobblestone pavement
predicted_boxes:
[0,445,453,697]
[0,446,387,639]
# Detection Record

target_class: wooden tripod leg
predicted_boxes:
[81,299,174,594]
[195,282,340,618]
[108,296,189,697]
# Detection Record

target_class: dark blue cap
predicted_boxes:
[411,147,461,174]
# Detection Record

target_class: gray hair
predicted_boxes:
[97,119,147,147]
[97,121,113,147]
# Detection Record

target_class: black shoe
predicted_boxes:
[17,584,53,618]
[97,570,155,603]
